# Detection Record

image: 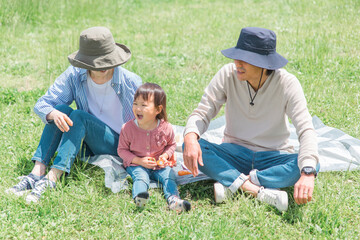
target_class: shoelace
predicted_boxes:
[261,191,277,205]
[32,180,50,197]
[15,176,33,190]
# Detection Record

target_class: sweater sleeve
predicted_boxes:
[184,64,229,137]
[117,123,138,168]
[162,123,176,159]
[284,74,319,171]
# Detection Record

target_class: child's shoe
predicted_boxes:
[168,195,191,212]
[134,192,149,208]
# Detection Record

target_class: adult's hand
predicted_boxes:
[183,132,203,177]
[46,109,73,132]
[293,173,315,205]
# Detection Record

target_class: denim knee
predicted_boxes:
[168,169,176,181]
[159,169,177,183]
[55,105,74,116]
[68,109,87,123]
[127,167,150,184]
[198,138,211,148]
[198,139,217,157]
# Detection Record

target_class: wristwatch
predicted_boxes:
[301,166,317,177]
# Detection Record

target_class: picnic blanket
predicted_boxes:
[87,116,360,193]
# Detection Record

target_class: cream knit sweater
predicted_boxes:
[184,63,319,171]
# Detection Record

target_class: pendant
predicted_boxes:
[250,102,254,106]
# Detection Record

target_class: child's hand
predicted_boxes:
[159,153,169,161]
[132,157,158,169]
[158,154,169,168]
[167,153,177,167]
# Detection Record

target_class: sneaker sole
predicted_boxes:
[5,188,30,197]
[214,182,226,203]
[276,192,288,212]
[25,195,40,204]
[183,200,191,212]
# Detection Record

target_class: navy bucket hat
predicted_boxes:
[221,27,288,70]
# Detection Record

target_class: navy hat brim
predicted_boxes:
[221,47,288,70]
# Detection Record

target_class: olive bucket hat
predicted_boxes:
[221,27,288,70]
[68,26,131,71]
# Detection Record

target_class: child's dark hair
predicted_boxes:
[134,82,167,121]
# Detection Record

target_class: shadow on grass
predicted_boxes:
[281,186,305,224]
[179,182,308,219]
[13,152,115,196]
[14,156,38,177]
[65,156,121,196]
[12,156,310,221]
[178,179,216,203]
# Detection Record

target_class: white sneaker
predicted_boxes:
[257,187,288,212]
[214,182,233,203]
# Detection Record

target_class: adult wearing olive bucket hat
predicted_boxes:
[6,27,142,203]
[183,27,319,212]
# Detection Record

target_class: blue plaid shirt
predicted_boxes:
[34,65,142,125]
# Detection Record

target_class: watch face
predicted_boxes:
[302,167,316,175]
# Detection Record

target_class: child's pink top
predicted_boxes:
[117,119,176,168]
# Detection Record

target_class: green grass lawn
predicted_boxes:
[1,0,360,238]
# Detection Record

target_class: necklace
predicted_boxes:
[98,83,109,114]
[89,78,110,115]
[246,69,264,106]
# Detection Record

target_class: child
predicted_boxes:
[117,83,191,212]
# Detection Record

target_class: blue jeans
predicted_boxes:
[32,105,119,173]
[197,138,306,192]
[126,166,179,200]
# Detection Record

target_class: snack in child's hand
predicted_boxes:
[166,161,174,167]
[151,154,177,167]
[157,159,166,167]
[166,153,177,167]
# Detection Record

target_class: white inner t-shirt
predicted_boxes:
[86,73,123,134]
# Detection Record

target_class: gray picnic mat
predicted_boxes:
[87,116,360,193]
